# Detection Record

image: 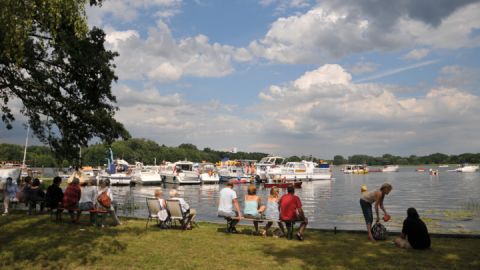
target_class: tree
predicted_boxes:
[333,155,346,165]
[0,0,129,162]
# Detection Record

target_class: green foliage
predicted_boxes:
[0,0,129,162]
[333,155,347,165]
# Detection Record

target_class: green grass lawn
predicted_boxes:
[0,214,479,270]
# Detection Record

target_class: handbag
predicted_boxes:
[97,191,112,208]
[372,222,388,240]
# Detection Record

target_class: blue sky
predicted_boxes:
[2,0,480,159]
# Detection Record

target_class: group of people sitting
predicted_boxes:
[2,176,46,215]
[218,182,308,241]
[1,176,121,226]
[153,188,196,229]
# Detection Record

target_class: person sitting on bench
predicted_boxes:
[63,178,81,223]
[262,186,286,237]
[217,181,242,233]
[279,184,308,241]
[243,184,266,234]
[45,176,64,220]
[27,178,46,214]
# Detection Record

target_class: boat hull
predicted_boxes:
[264,182,302,188]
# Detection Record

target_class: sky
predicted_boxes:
[2,0,480,159]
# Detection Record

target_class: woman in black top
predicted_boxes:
[394,208,431,249]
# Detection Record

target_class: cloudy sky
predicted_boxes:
[3,0,480,159]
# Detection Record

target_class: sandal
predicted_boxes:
[296,233,304,241]
[261,230,267,237]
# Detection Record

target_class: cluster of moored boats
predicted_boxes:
[2,159,478,187]
[62,156,334,186]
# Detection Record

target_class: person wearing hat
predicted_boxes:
[359,183,393,241]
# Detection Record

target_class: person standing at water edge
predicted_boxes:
[359,183,392,241]
[218,181,242,233]
[394,208,431,249]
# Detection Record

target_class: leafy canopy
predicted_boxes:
[0,0,129,161]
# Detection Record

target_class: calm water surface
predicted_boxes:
[111,167,480,234]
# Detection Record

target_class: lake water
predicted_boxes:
[111,166,480,234]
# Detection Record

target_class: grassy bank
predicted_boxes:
[0,214,479,270]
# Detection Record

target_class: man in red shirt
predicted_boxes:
[279,185,308,240]
[63,178,81,223]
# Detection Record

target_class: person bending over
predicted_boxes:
[359,183,392,241]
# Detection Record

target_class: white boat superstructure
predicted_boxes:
[217,160,256,181]
[133,162,162,185]
[267,161,332,181]
[455,165,479,173]
[255,156,285,182]
[161,161,201,184]
[197,163,220,184]
[381,165,399,172]
[0,167,20,182]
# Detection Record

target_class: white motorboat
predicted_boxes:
[101,159,134,185]
[255,156,285,182]
[381,165,399,172]
[267,161,332,181]
[454,165,479,173]
[343,164,369,174]
[133,162,162,185]
[196,163,220,184]
[161,161,201,184]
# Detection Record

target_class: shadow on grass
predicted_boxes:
[256,228,480,270]
[0,213,145,269]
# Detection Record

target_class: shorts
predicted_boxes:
[218,210,238,218]
[79,202,94,211]
[360,199,373,224]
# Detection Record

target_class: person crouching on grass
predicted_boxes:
[359,183,392,241]
[394,207,431,249]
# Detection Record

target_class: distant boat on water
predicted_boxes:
[451,164,479,173]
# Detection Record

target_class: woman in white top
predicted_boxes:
[79,179,97,223]
[359,183,392,241]
[154,189,168,226]
[97,179,121,226]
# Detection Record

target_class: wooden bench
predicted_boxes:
[50,208,108,226]
[222,216,296,238]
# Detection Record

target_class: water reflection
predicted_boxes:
[112,168,480,233]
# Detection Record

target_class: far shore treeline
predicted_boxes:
[1,139,480,168]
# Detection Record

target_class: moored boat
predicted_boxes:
[267,161,332,181]
[161,161,201,184]
[454,164,479,173]
[264,182,302,188]
[343,164,368,174]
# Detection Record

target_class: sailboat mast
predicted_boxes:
[22,126,29,168]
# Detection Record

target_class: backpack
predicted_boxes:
[97,191,112,208]
[372,222,388,240]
